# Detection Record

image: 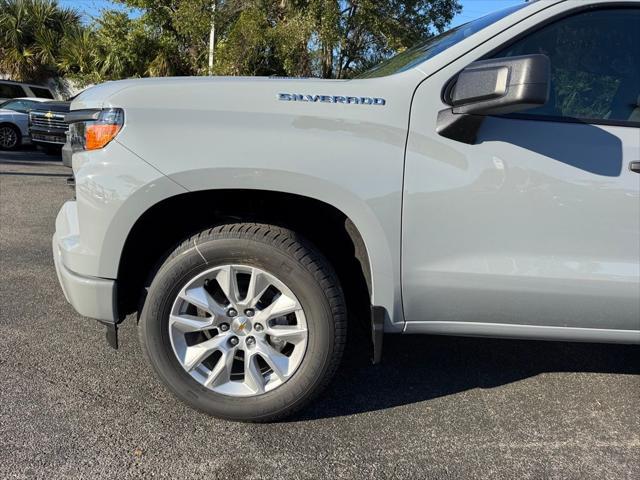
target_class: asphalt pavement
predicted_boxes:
[1,148,639,479]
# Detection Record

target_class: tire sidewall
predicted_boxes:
[140,236,337,421]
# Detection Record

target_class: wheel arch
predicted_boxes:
[115,188,394,356]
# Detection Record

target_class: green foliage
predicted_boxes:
[0,0,462,83]
[0,0,81,81]
[210,0,463,78]
[59,11,169,86]
[111,0,214,75]
[110,0,462,79]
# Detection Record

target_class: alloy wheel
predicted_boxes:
[0,126,18,149]
[168,264,309,397]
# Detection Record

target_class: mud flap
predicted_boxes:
[102,321,118,349]
[371,306,384,364]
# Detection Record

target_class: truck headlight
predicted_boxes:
[68,108,124,152]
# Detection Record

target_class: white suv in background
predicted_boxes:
[0,80,55,102]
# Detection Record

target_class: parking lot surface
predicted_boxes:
[1,149,639,479]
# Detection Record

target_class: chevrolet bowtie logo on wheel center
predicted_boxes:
[231,317,252,335]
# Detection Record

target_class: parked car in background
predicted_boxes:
[0,97,49,150]
[0,80,55,102]
[29,101,71,154]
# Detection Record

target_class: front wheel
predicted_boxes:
[0,125,20,150]
[139,223,347,422]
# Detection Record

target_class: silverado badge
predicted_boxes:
[278,93,386,106]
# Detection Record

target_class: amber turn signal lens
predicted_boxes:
[85,124,122,150]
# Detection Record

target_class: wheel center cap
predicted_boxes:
[231,316,252,336]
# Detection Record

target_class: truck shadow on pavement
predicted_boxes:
[0,171,69,177]
[293,332,640,421]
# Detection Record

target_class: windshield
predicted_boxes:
[0,99,38,112]
[0,98,39,113]
[358,4,529,78]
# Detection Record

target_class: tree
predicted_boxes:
[112,0,229,76]
[1,0,463,84]
[215,0,463,78]
[111,0,462,78]
[306,0,463,78]
[0,0,81,81]
[59,11,166,85]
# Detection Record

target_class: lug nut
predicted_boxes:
[244,309,255,317]
[229,336,239,346]
[227,308,238,317]
[254,323,263,332]
[219,323,229,332]
[246,336,256,347]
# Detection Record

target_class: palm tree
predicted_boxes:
[58,26,104,85]
[0,0,81,81]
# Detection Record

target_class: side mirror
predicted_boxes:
[437,54,550,144]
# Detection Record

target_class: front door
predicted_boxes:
[402,6,640,334]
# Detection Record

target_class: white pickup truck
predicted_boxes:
[53,0,640,421]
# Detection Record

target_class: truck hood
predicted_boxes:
[69,75,389,111]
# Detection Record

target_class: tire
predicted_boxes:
[0,124,20,150]
[139,223,347,422]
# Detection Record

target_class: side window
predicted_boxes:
[494,8,640,125]
[30,87,54,99]
[0,83,26,99]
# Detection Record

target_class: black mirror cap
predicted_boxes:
[436,54,550,144]
[451,54,551,116]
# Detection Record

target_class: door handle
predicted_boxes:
[630,161,640,174]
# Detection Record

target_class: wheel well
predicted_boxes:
[0,122,20,133]
[117,190,373,332]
